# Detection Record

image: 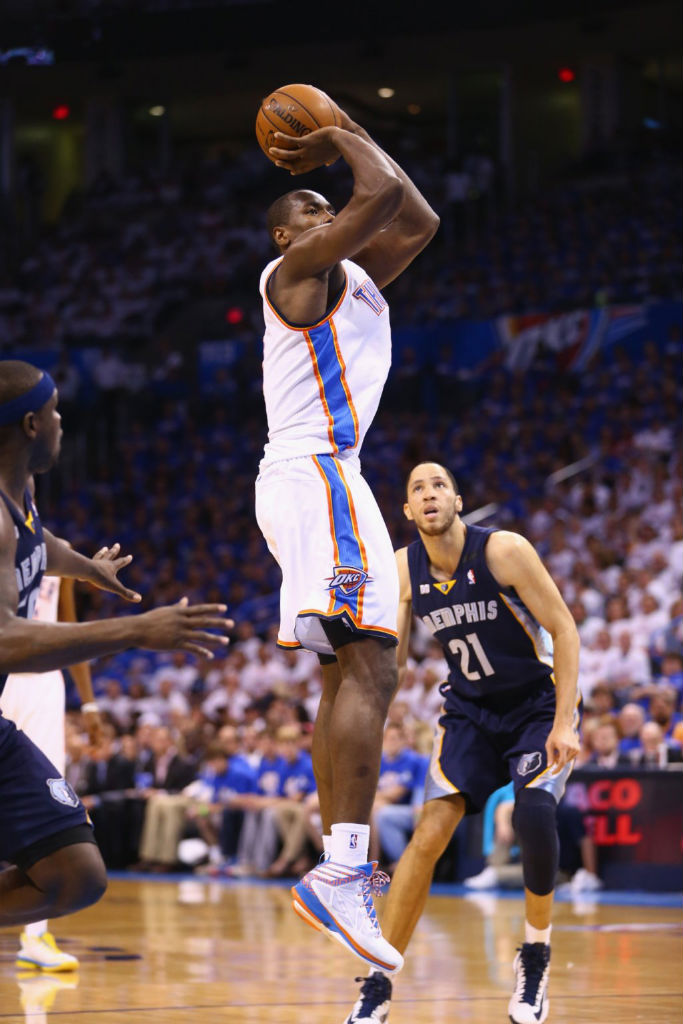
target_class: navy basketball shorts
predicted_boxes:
[0,713,94,870]
[423,684,580,814]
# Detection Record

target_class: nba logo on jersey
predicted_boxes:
[467,569,476,585]
[349,833,358,849]
[327,566,370,596]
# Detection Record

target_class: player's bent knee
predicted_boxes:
[28,841,108,915]
[513,788,559,896]
[411,817,455,861]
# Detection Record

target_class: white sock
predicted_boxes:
[23,920,47,938]
[525,921,551,945]
[370,966,391,979]
[330,823,369,867]
[322,834,332,856]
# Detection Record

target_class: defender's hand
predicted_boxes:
[136,597,233,658]
[269,127,341,175]
[87,543,142,603]
[545,721,580,774]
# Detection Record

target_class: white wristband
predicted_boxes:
[81,702,100,713]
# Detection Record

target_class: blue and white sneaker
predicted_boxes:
[291,860,403,974]
[508,942,550,1023]
[343,972,393,1022]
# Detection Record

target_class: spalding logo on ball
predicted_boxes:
[256,83,340,163]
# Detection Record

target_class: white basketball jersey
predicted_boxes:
[32,574,61,623]
[0,575,65,767]
[259,257,392,466]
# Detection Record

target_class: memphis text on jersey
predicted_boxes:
[421,599,499,634]
[16,542,47,605]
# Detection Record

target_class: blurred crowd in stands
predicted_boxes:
[0,146,680,360]
[2,138,681,883]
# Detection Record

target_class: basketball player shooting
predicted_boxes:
[255,97,439,973]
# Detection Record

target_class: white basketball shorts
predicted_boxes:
[0,670,66,774]
[255,454,399,656]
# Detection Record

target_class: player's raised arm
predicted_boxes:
[269,126,404,279]
[486,531,581,771]
[332,104,440,288]
[395,546,414,685]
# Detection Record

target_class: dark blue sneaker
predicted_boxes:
[509,942,550,1023]
[343,972,393,1023]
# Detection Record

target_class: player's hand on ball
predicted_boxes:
[319,92,355,133]
[88,543,142,603]
[137,597,234,658]
[269,127,341,175]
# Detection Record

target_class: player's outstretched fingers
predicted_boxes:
[183,643,215,658]
[186,629,230,648]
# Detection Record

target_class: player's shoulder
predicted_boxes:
[486,530,539,582]
[395,546,412,599]
[0,492,16,550]
[395,545,409,573]
[259,256,284,294]
[486,529,531,555]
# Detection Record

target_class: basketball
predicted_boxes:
[255,83,340,162]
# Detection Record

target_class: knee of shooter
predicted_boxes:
[513,788,559,896]
[337,638,398,708]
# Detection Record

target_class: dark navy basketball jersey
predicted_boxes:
[0,487,46,695]
[407,524,554,705]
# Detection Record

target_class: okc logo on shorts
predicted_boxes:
[47,777,80,808]
[517,752,543,777]
[326,565,371,596]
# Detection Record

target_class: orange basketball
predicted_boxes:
[256,83,340,162]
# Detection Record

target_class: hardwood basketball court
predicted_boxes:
[1,876,681,1022]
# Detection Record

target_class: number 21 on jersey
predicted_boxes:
[449,633,494,681]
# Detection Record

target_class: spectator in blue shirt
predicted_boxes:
[372,724,430,869]
[264,725,317,877]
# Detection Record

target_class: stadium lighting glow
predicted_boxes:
[377,87,395,99]
[149,105,166,117]
[407,103,421,115]
[52,104,70,121]
[558,67,576,83]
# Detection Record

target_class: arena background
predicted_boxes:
[0,2,681,1021]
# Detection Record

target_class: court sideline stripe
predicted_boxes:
[1,991,681,1017]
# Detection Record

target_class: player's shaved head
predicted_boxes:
[266,190,314,239]
[406,462,458,497]
[266,189,333,250]
[0,361,43,405]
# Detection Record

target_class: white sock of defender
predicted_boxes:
[525,921,551,945]
[330,823,369,867]
[322,834,332,856]
[23,920,48,938]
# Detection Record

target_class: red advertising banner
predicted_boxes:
[564,769,683,890]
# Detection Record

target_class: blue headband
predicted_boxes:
[0,371,56,427]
